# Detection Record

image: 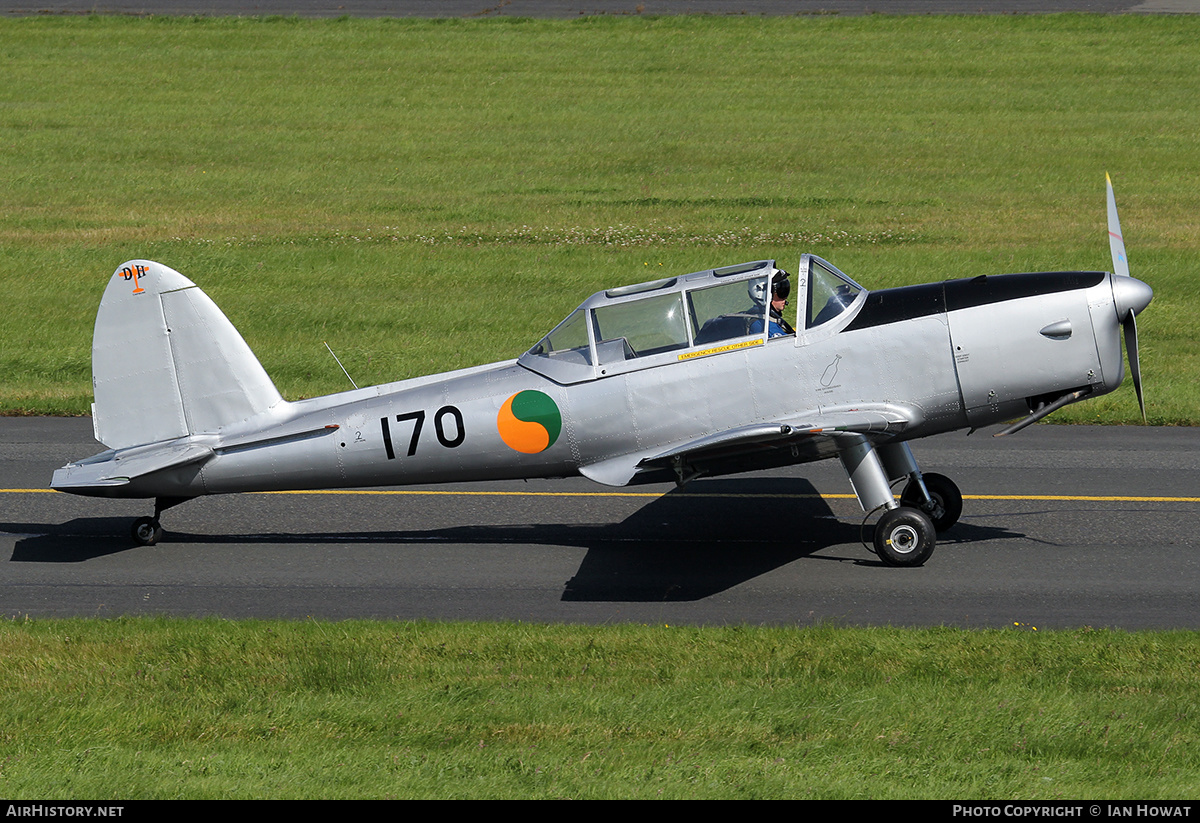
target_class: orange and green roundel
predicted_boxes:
[497,390,562,454]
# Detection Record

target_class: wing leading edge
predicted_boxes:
[578,404,918,487]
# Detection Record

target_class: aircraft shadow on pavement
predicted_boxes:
[562,477,860,601]
[5,517,149,563]
[557,480,1027,600]
[5,477,1026,601]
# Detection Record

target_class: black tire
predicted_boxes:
[873,506,936,567]
[900,472,962,533]
[131,516,163,547]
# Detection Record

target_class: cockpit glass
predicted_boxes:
[528,308,592,365]
[592,292,689,363]
[689,277,767,345]
[807,259,861,328]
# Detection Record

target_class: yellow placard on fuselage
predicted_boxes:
[677,337,763,362]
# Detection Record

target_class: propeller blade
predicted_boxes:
[1124,313,1146,423]
[1107,172,1130,278]
[1108,174,1150,423]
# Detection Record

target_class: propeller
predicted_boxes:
[1106,173,1150,422]
[1107,172,1130,278]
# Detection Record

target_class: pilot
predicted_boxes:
[749,270,796,338]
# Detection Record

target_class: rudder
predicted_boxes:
[92,260,283,450]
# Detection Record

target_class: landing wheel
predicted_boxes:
[131,516,163,547]
[873,506,936,567]
[900,472,962,533]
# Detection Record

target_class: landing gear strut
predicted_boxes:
[839,436,957,567]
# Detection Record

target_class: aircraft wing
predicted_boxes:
[579,404,916,486]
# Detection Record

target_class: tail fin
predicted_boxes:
[91,260,283,450]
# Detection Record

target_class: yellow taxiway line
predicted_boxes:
[6,489,1200,503]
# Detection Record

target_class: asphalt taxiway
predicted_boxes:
[3,417,1198,627]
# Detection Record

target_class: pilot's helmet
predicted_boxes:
[748,277,769,306]
[749,269,792,305]
[772,270,792,302]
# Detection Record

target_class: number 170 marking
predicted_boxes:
[380,406,465,459]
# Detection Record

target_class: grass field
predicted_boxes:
[3,14,1200,800]
[4,617,1200,799]
[2,13,1198,421]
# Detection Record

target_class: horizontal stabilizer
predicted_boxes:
[51,442,213,494]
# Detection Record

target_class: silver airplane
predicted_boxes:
[52,177,1152,566]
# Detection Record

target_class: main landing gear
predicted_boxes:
[838,436,962,567]
[129,497,191,547]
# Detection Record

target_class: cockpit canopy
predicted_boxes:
[520,256,863,384]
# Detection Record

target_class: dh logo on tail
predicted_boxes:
[119,263,148,294]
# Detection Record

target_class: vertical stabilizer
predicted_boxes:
[92,260,283,450]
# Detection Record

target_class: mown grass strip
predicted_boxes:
[3,617,1200,799]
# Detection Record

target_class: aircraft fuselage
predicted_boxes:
[62,265,1137,503]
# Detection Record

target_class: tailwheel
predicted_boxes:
[873,506,936,567]
[900,472,962,533]
[131,516,164,547]
[129,496,190,546]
